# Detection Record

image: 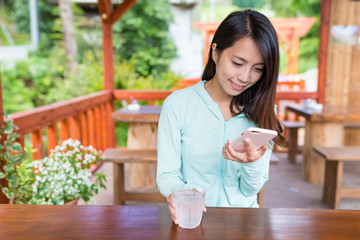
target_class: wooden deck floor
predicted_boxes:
[83,152,360,209]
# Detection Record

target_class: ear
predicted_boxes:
[211,43,218,63]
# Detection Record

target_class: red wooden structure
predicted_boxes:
[192,17,316,75]
[0,0,331,203]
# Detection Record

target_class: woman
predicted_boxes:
[156,9,285,224]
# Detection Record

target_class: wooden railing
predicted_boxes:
[114,89,318,110]
[113,89,172,105]
[7,90,115,160]
[6,87,317,161]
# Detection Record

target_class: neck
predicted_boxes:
[204,77,232,105]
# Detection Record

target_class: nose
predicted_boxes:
[237,67,251,83]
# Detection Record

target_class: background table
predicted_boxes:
[286,104,360,184]
[1,205,360,239]
[111,105,162,189]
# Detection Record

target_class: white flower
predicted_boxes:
[73,140,81,148]
[25,139,104,204]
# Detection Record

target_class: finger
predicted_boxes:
[203,206,207,212]
[168,204,177,222]
[222,145,231,160]
[244,139,268,162]
[168,194,175,208]
[223,142,243,162]
[255,144,267,158]
[226,140,245,162]
[223,146,235,161]
[259,143,268,152]
[168,195,178,224]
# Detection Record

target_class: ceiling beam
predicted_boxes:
[111,0,137,25]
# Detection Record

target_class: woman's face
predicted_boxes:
[212,37,265,97]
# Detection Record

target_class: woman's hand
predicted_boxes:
[168,194,178,225]
[168,194,207,225]
[222,138,267,163]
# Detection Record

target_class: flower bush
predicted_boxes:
[29,139,107,205]
[1,126,106,204]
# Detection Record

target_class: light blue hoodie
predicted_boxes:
[156,81,272,207]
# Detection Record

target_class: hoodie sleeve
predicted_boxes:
[156,96,184,199]
[239,106,278,197]
[238,143,272,197]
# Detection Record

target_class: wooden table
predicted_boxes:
[1,205,360,239]
[286,104,360,185]
[111,105,162,190]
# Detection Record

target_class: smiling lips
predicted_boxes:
[229,80,245,91]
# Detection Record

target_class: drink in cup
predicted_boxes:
[172,183,205,229]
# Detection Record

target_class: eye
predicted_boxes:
[232,61,242,66]
[255,68,264,73]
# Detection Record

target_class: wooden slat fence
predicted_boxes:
[6,90,115,161]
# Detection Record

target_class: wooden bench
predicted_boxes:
[102,148,279,206]
[283,121,360,164]
[101,148,166,205]
[312,146,360,209]
[282,120,305,164]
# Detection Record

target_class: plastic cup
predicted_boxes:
[172,183,205,229]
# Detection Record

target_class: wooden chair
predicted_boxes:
[313,146,360,209]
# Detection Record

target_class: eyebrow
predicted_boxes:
[234,56,265,66]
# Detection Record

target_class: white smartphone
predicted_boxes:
[231,127,278,153]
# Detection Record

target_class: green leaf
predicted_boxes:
[7,133,17,142]
[53,198,64,205]
[2,187,9,195]
[29,199,38,205]
[12,142,23,152]
[0,172,5,179]
[7,192,14,199]
[12,154,25,164]
[3,165,12,173]
[4,119,12,125]
[2,125,13,134]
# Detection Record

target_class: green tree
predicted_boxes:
[233,0,267,9]
[11,0,58,35]
[113,0,177,78]
[11,0,60,53]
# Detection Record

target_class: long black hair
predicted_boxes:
[202,9,284,146]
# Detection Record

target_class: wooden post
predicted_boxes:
[47,123,59,155]
[60,119,70,142]
[101,20,114,91]
[127,123,158,189]
[94,106,102,150]
[317,0,331,104]
[303,120,343,185]
[87,109,96,148]
[31,129,44,160]
[79,112,89,147]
